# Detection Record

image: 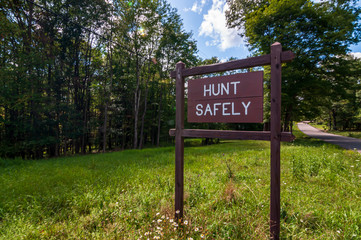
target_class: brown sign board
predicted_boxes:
[187,71,263,123]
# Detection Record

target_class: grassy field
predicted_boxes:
[0,128,360,239]
[310,123,361,139]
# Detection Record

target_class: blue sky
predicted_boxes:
[167,0,361,61]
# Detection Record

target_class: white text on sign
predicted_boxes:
[203,82,241,97]
[195,101,251,116]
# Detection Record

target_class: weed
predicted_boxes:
[188,176,207,208]
[223,181,237,204]
[292,155,305,180]
[224,155,234,180]
[308,156,321,176]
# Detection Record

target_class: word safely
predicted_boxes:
[195,101,251,116]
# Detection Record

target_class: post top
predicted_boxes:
[271,42,281,46]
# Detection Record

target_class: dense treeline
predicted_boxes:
[2,0,361,159]
[0,0,198,158]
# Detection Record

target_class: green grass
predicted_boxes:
[0,127,361,239]
[309,123,328,131]
[309,123,361,139]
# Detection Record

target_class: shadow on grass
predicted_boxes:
[2,127,338,170]
[0,157,32,169]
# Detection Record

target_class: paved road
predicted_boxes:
[297,122,361,154]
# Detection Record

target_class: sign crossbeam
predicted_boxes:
[170,51,295,78]
[169,129,295,142]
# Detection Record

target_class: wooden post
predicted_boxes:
[175,62,185,220]
[270,42,282,240]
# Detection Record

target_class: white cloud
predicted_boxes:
[192,2,202,13]
[184,0,207,14]
[350,52,361,59]
[199,0,244,51]
[205,40,218,47]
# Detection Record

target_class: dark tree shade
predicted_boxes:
[0,0,198,159]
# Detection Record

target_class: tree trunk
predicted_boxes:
[157,85,163,147]
[108,118,112,150]
[139,65,153,149]
[283,105,292,132]
[122,123,126,150]
[263,121,270,131]
[102,103,108,153]
[27,1,40,159]
[74,37,81,155]
[134,52,141,149]
[332,109,337,130]
[82,35,93,154]
[139,89,148,149]
[103,33,114,152]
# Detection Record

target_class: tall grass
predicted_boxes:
[0,127,360,239]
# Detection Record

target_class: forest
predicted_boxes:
[1,0,200,159]
[1,0,361,159]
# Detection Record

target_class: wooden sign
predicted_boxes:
[169,43,296,240]
[187,72,263,123]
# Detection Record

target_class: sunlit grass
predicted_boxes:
[0,126,360,239]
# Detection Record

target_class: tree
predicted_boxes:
[318,55,361,130]
[226,0,361,130]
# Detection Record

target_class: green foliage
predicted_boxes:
[0,127,361,239]
[318,56,361,130]
[226,0,361,130]
[0,0,199,158]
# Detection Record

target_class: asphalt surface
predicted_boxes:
[297,122,361,154]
